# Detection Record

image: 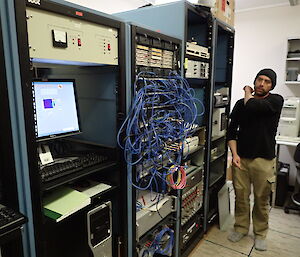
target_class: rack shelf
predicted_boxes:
[211,134,226,142]
[42,162,117,192]
[210,152,225,163]
[287,57,300,61]
[286,38,300,82]
[285,81,300,85]
[209,172,224,188]
[185,53,210,63]
[187,78,209,88]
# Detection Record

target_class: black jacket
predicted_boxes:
[227,94,284,159]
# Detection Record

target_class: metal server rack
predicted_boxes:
[123,23,183,257]
[115,2,213,256]
[206,18,234,229]
[0,16,25,257]
[2,1,127,257]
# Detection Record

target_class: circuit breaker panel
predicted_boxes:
[26,7,118,65]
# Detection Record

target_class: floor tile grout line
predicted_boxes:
[269,228,300,239]
[204,239,249,256]
[248,244,255,257]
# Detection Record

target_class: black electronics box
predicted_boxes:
[275,162,289,207]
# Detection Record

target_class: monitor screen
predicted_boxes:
[32,80,81,141]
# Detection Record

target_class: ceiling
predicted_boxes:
[64,0,299,15]
[155,0,299,11]
[235,0,290,11]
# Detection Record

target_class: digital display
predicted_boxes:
[32,80,80,140]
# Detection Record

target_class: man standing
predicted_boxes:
[227,69,283,251]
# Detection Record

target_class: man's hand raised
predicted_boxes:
[243,85,254,104]
[243,85,254,94]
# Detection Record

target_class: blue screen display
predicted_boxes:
[33,81,80,139]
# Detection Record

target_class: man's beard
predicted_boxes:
[254,86,268,96]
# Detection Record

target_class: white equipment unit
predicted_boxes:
[186,42,210,59]
[212,108,227,138]
[186,59,209,79]
[26,7,118,65]
[214,87,230,107]
[278,97,300,138]
[136,195,173,239]
[182,136,199,156]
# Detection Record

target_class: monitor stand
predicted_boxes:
[38,144,54,165]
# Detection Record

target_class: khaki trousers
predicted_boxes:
[232,158,276,239]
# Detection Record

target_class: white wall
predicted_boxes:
[232,4,300,185]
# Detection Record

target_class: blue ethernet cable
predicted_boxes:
[117,72,204,191]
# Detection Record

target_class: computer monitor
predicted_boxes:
[32,79,81,141]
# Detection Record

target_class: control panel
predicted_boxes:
[26,7,118,65]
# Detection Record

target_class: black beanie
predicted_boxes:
[254,68,277,89]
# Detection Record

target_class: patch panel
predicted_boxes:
[181,181,204,226]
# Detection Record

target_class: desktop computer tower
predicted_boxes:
[42,199,113,257]
[87,202,112,257]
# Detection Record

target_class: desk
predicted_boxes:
[275,136,300,160]
[276,138,300,147]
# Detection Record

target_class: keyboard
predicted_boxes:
[39,153,109,183]
[0,204,27,236]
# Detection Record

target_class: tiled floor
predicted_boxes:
[189,183,300,257]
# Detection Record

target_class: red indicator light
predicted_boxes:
[108,43,111,51]
[78,38,81,46]
[75,11,83,17]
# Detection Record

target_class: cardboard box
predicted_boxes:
[214,0,235,27]
[199,0,235,27]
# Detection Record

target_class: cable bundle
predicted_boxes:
[151,227,174,256]
[139,227,174,257]
[117,72,204,191]
[166,165,186,189]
